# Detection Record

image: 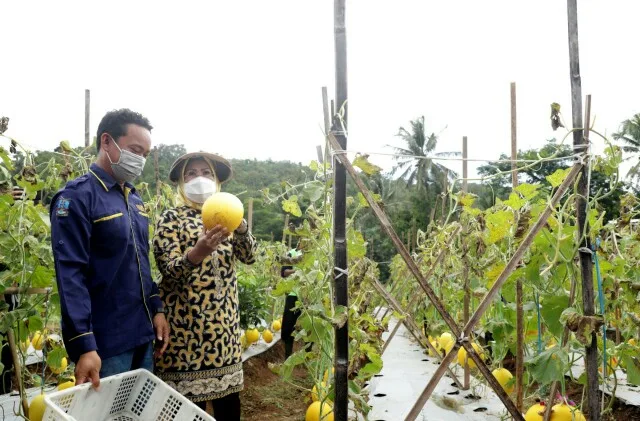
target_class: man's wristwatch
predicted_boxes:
[154,307,167,315]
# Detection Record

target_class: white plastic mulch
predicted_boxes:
[570,356,640,407]
[365,318,507,421]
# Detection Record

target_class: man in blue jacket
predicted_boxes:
[50,109,169,388]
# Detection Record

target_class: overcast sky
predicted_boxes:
[2,1,639,179]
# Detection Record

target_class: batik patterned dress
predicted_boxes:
[153,205,256,402]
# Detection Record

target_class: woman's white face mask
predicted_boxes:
[183,176,218,204]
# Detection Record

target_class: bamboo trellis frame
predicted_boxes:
[328,131,584,421]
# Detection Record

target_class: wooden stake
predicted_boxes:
[84,89,90,148]
[316,145,324,163]
[322,87,332,169]
[512,82,525,412]
[567,0,599,416]
[7,329,29,416]
[154,146,160,197]
[462,135,470,390]
[247,198,254,232]
[282,214,289,244]
[332,1,349,419]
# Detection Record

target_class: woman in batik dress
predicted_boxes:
[153,152,256,421]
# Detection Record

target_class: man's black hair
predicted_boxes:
[96,109,153,153]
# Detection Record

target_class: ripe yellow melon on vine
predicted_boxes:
[311,381,327,402]
[323,367,335,382]
[457,343,485,368]
[438,332,453,350]
[51,357,68,374]
[262,329,273,344]
[550,403,586,421]
[202,192,244,232]
[245,328,259,344]
[29,393,46,421]
[31,331,45,351]
[306,401,334,421]
[272,320,282,332]
[491,368,514,394]
[58,380,75,391]
[524,403,546,421]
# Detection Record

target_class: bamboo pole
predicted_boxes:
[328,132,553,421]
[462,135,470,390]
[7,329,29,416]
[3,287,52,295]
[247,198,254,232]
[316,145,324,163]
[332,1,349,419]
[567,0,599,417]
[84,89,90,148]
[322,87,333,170]
[154,146,160,197]
[0,295,29,416]
[282,214,289,244]
[511,82,525,412]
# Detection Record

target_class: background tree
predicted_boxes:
[613,113,640,182]
[477,139,630,220]
[389,116,457,224]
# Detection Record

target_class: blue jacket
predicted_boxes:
[50,163,162,363]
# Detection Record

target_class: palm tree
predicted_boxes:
[389,116,457,191]
[389,116,458,223]
[613,113,640,181]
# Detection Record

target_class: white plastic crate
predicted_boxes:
[42,369,215,421]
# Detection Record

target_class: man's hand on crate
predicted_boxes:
[75,351,102,390]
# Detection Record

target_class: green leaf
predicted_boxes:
[514,183,539,200]
[357,192,381,208]
[280,349,308,381]
[484,210,514,244]
[503,193,527,210]
[47,347,68,369]
[456,192,476,208]
[309,160,319,172]
[546,168,571,188]
[28,316,44,333]
[60,140,74,153]
[273,279,296,296]
[281,195,302,217]
[352,154,382,175]
[347,230,366,258]
[303,183,324,203]
[622,355,640,385]
[298,314,331,344]
[525,345,568,385]
[30,265,55,288]
[540,294,569,338]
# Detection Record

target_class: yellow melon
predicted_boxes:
[202,192,244,232]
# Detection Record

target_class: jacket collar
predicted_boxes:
[89,163,136,193]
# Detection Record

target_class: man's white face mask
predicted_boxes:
[183,176,218,204]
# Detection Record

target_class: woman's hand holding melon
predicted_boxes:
[187,225,229,265]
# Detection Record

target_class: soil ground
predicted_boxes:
[239,342,312,421]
